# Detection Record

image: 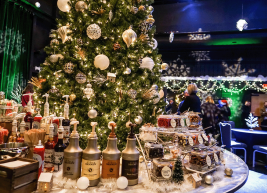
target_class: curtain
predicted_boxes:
[0,0,33,99]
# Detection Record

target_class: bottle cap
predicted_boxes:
[70,121,79,137]
[108,122,117,138]
[42,93,49,102]
[128,123,136,138]
[89,122,97,138]
[35,140,43,148]
[58,117,64,132]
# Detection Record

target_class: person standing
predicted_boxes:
[201,96,221,136]
[260,101,267,131]
[241,101,251,128]
[217,99,231,122]
[179,83,201,113]
[177,90,189,115]
[166,99,175,114]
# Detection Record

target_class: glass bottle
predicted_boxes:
[17,113,26,142]
[33,109,42,129]
[62,95,70,146]
[9,117,18,142]
[23,93,34,130]
[53,113,59,144]
[44,118,55,172]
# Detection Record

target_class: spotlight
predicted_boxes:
[35,2,41,8]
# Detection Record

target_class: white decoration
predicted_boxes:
[169,31,174,43]
[245,113,259,130]
[58,26,72,43]
[122,27,137,48]
[123,67,131,74]
[236,19,248,31]
[159,89,164,98]
[87,24,101,40]
[190,51,210,61]
[109,10,113,21]
[134,116,143,124]
[126,121,132,128]
[166,56,190,77]
[117,176,128,189]
[140,57,155,71]
[149,38,158,49]
[49,54,64,63]
[88,108,97,118]
[108,121,116,129]
[189,28,211,40]
[161,166,172,179]
[77,176,89,190]
[57,0,71,12]
[94,54,109,70]
[83,83,94,99]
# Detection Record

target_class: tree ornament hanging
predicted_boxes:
[91,6,106,15]
[77,38,83,45]
[83,83,94,99]
[148,38,158,49]
[107,73,116,82]
[57,0,71,12]
[75,1,88,12]
[139,5,145,11]
[146,15,155,26]
[139,34,149,42]
[122,26,137,48]
[143,84,160,104]
[134,116,143,124]
[49,54,64,63]
[94,54,110,70]
[140,57,155,71]
[87,24,101,40]
[113,42,121,50]
[123,68,131,75]
[64,62,74,74]
[161,63,169,70]
[75,72,87,84]
[92,73,107,85]
[88,108,97,118]
[49,85,59,94]
[127,89,137,99]
[159,89,164,98]
[50,39,59,46]
[57,26,72,43]
[169,31,174,43]
[130,6,138,14]
[126,121,132,128]
[147,6,154,14]
[109,10,113,21]
[69,93,76,101]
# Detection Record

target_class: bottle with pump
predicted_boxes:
[52,113,59,144]
[9,112,18,142]
[63,121,82,179]
[17,113,26,142]
[82,122,101,186]
[121,123,139,185]
[62,95,70,146]
[33,140,45,178]
[44,116,55,172]
[42,93,49,117]
[54,116,66,172]
[33,108,42,129]
[102,122,121,179]
[23,93,34,130]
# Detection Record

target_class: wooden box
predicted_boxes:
[0,157,39,193]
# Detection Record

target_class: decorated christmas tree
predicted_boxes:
[35,0,165,150]
[245,113,259,130]
[172,157,184,184]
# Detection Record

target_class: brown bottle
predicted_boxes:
[102,122,121,179]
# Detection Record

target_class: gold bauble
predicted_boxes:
[69,93,76,101]
[64,62,74,74]
[139,5,145,11]
[161,63,169,70]
[75,72,87,84]
[146,15,155,25]
[122,26,137,48]
[75,1,88,12]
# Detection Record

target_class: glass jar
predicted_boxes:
[139,125,157,142]
[157,115,172,128]
[144,142,164,159]
[152,158,173,178]
[189,148,214,171]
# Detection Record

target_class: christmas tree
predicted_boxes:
[35,0,165,150]
[245,113,259,129]
[172,157,184,184]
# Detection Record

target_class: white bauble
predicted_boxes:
[153,92,160,104]
[77,177,89,190]
[94,54,109,70]
[126,121,132,128]
[161,63,169,70]
[140,57,154,71]
[87,24,101,40]
[134,116,143,124]
[88,108,97,118]
[57,0,71,12]
[149,38,158,50]
[117,176,128,189]
[49,54,64,63]
[159,89,164,99]
[124,68,131,74]
[122,27,137,48]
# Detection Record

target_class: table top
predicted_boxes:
[40,150,248,193]
[232,128,267,134]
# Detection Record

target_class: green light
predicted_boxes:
[206,38,261,46]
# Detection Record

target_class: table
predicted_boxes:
[232,128,267,164]
[42,151,248,193]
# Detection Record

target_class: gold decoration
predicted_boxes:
[91,6,106,15]
[64,62,74,74]
[77,48,86,59]
[50,39,59,46]
[122,26,137,48]
[113,42,121,50]
[57,26,72,43]
[69,93,76,101]
[146,15,155,25]
[139,5,145,11]
[75,1,88,12]
[28,77,43,89]
[75,72,87,84]
[143,84,160,104]
[127,89,137,99]
[49,85,59,93]
[139,34,149,42]
[87,24,101,40]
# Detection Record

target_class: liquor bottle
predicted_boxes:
[17,113,26,142]
[9,113,18,142]
[63,121,82,179]
[53,113,59,144]
[54,117,66,172]
[44,117,55,172]
[82,122,101,186]
[23,93,34,130]
[102,122,121,179]
[42,93,49,117]
[33,108,42,129]
[33,140,45,178]
[121,123,139,185]
[62,95,70,146]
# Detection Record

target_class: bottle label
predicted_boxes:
[54,152,64,165]
[206,155,211,166]
[63,126,70,137]
[33,153,42,169]
[161,166,172,179]
[202,134,208,141]
[25,122,31,130]
[102,159,120,179]
[44,149,54,168]
[53,123,58,136]
[121,159,139,180]
[44,105,49,117]
[188,136,194,146]
[214,153,219,164]
[63,158,81,178]
[32,121,40,129]
[82,159,100,180]
[64,104,69,119]
[198,135,203,144]
[170,119,176,128]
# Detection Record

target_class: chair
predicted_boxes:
[224,121,236,141]
[219,122,247,163]
[252,145,267,167]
